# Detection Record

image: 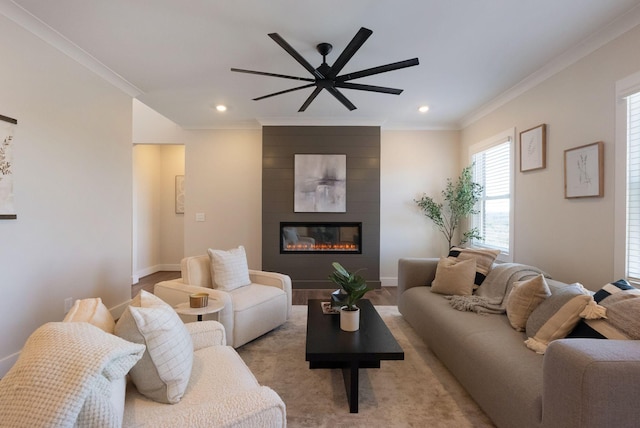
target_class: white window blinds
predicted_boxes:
[472,140,511,253]
[627,92,640,280]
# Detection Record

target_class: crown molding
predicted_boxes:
[0,1,142,97]
[459,4,640,129]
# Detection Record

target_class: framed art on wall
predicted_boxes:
[520,124,546,172]
[175,175,185,214]
[0,114,17,220]
[294,154,346,213]
[564,141,604,198]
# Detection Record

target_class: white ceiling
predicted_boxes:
[5,0,640,130]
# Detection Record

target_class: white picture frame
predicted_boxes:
[294,154,346,213]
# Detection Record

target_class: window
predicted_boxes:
[469,129,514,261]
[626,91,640,281]
[615,71,640,284]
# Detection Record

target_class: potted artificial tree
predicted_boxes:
[328,262,370,331]
[414,164,484,249]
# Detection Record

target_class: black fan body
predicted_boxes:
[231,27,419,112]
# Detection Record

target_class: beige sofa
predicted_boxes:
[155,254,292,347]
[398,257,640,428]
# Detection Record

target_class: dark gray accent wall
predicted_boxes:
[262,126,381,289]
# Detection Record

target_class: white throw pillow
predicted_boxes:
[114,290,193,404]
[207,245,252,291]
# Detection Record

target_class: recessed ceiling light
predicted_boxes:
[215,105,227,112]
[418,105,429,113]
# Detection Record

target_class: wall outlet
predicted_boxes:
[64,297,74,314]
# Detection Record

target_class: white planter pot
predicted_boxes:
[340,306,360,332]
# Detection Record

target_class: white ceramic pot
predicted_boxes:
[340,306,360,332]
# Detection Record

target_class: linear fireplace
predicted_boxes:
[281,222,361,254]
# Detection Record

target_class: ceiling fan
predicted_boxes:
[231,27,419,112]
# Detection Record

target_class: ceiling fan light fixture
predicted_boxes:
[231,27,419,112]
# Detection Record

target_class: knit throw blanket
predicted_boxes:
[447,263,550,314]
[0,322,145,428]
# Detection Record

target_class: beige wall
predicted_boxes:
[0,15,133,375]
[461,24,640,289]
[380,130,460,284]
[183,129,263,268]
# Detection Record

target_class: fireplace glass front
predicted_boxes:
[281,222,361,253]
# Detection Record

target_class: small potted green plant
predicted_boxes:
[328,262,370,331]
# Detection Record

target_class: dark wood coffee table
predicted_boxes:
[305,299,404,413]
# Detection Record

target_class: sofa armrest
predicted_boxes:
[397,258,439,300]
[542,339,640,428]
[185,321,226,350]
[249,270,292,319]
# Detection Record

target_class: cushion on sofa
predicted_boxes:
[114,290,193,404]
[525,283,606,354]
[431,257,476,296]
[447,246,500,287]
[598,290,640,339]
[63,297,115,334]
[207,246,252,291]
[505,274,551,331]
[593,278,639,303]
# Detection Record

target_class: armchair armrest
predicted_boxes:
[542,339,640,428]
[185,320,226,350]
[249,270,292,319]
[397,258,439,300]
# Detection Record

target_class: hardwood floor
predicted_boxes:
[133,271,398,305]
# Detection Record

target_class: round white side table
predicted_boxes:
[174,299,224,322]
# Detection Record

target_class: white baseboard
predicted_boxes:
[380,277,398,287]
[135,264,181,282]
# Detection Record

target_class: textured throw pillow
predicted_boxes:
[207,245,252,291]
[63,297,115,333]
[525,283,606,354]
[114,290,193,404]
[598,290,640,339]
[447,246,500,287]
[505,274,551,331]
[593,278,640,303]
[431,257,476,296]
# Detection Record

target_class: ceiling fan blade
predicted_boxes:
[253,83,316,101]
[336,58,419,82]
[335,82,403,95]
[327,27,373,79]
[231,68,315,82]
[326,87,357,111]
[268,33,325,79]
[298,87,324,112]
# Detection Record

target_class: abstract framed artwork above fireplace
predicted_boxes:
[262,126,381,289]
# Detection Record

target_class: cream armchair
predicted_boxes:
[154,255,292,347]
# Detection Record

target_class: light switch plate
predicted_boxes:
[195,212,206,222]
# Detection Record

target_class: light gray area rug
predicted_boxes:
[237,305,495,427]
